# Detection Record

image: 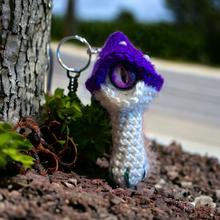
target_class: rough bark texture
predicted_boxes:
[0,0,52,126]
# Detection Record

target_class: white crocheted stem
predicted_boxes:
[110,109,148,188]
[94,81,157,188]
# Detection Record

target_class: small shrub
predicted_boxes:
[44,89,111,162]
[0,122,34,168]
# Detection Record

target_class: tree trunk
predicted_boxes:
[0,0,52,126]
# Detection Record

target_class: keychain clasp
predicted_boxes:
[57,35,101,95]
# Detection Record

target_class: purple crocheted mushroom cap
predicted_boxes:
[85,31,164,94]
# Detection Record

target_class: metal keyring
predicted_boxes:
[57,35,97,94]
[57,35,92,76]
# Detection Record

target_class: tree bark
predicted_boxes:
[0,0,52,126]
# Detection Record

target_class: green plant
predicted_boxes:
[0,122,34,168]
[44,88,112,162]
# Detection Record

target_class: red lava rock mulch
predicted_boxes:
[1,141,220,220]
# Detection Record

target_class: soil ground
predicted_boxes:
[1,141,220,220]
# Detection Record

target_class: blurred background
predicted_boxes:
[52,0,220,65]
[50,0,220,158]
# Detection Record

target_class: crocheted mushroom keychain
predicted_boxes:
[86,31,164,189]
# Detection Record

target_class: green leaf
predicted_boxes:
[0,133,13,146]
[69,128,83,136]
[2,148,34,168]
[69,102,81,112]
[65,101,72,108]
[8,139,32,150]
[0,152,7,167]
[58,140,66,148]
[74,136,90,149]
[54,88,64,98]
[2,122,13,131]
[57,111,65,120]
[66,126,70,137]
[19,156,34,168]
[56,98,65,108]
[10,132,25,141]
[45,93,54,104]
[0,122,12,133]
[94,141,106,154]
[57,107,81,115]
[61,121,67,134]
[0,122,33,168]
[102,138,111,144]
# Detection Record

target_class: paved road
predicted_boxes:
[50,44,220,159]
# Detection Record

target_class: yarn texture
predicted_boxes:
[85,32,164,94]
[85,31,164,188]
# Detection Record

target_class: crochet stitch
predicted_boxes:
[85,31,164,188]
[85,31,164,94]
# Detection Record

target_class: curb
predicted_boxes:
[51,42,220,78]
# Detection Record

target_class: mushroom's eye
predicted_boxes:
[110,64,136,89]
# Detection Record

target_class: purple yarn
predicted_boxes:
[85,31,164,94]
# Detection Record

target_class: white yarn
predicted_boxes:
[118,41,127,46]
[94,76,157,188]
[143,54,150,61]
